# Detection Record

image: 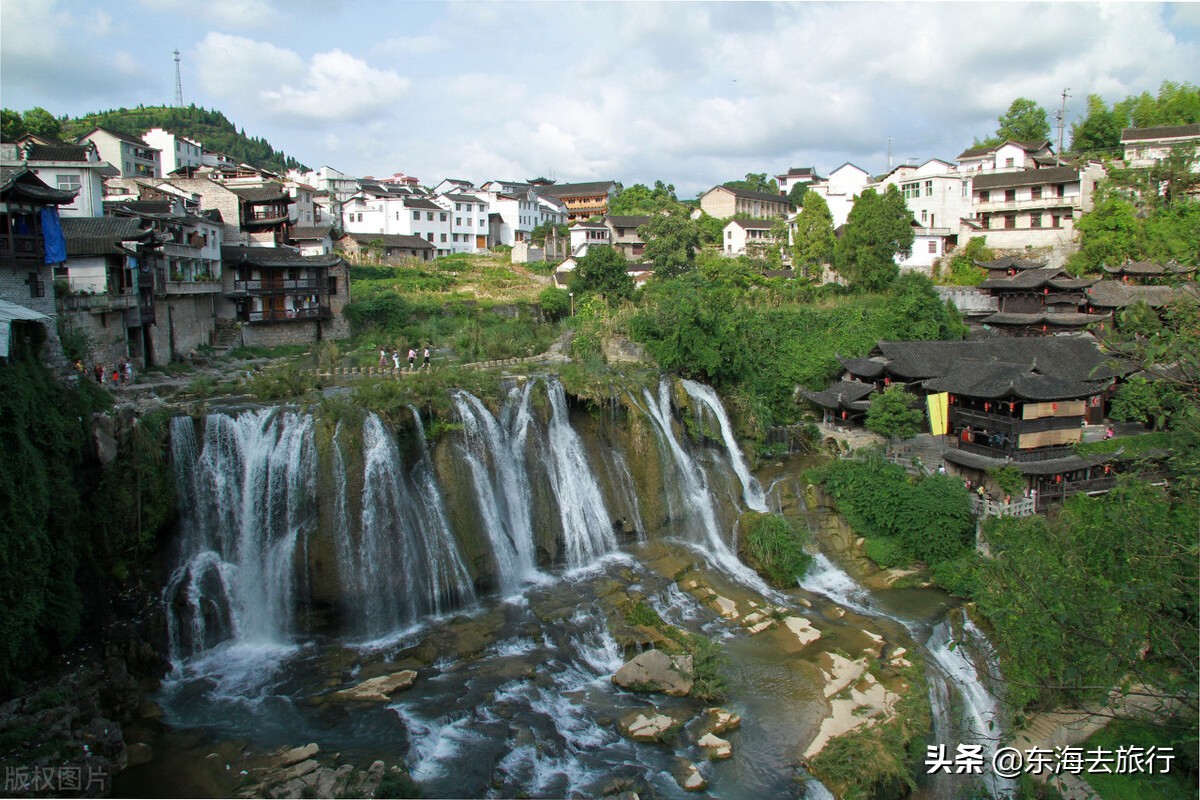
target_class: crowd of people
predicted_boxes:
[77,358,134,387]
[379,345,432,371]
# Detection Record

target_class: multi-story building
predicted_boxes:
[604,215,651,260]
[79,126,162,178]
[1120,124,1200,170]
[434,192,489,253]
[8,137,108,219]
[293,166,360,202]
[806,163,873,227]
[722,218,778,257]
[532,180,618,222]
[968,163,1105,249]
[341,190,452,256]
[871,158,972,271]
[568,220,610,256]
[481,182,541,246]
[220,245,349,346]
[775,166,821,197]
[699,185,793,219]
[142,128,204,175]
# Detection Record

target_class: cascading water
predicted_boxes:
[680,378,768,512]
[165,410,316,663]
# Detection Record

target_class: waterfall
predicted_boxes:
[164,410,316,661]
[543,379,618,567]
[800,553,875,615]
[453,387,538,592]
[637,380,767,588]
[681,378,768,511]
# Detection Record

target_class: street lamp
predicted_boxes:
[569,291,574,317]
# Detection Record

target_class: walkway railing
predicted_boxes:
[971,495,1037,518]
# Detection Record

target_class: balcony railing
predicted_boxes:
[232,279,327,293]
[244,306,331,323]
[975,197,1077,212]
[59,292,138,312]
[165,281,222,295]
[956,439,1077,462]
[0,233,43,264]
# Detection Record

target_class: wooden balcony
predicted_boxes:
[165,281,223,295]
[0,233,43,265]
[243,306,331,324]
[59,292,138,313]
[956,439,1077,462]
[231,279,327,293]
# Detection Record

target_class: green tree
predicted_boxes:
[1066,190,1142,274]
[866,384,925,442]
[537,285,570,320]
[571,245,633,304]
[790,190,835,277]
[1,109,25,141]
[786,183,808,208]
[695,212,726,246]
[996,97,1051,142]
[21,107,61,138]
[942,236,992,286]
[884,272,963,340]
[723,172,776,193]
[640,212,700,278]
[1069,94,1126,154]
[609,180,680,215]
[833,186,913,292]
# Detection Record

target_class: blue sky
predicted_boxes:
[2,1,1198,196]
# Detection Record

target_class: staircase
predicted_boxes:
[212,319,241,352]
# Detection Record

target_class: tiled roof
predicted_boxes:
[403,198,443,211]
[229,185,290,203]
[341,232,434,250]
[972,165,1079,191]
[1085,281,1185,309]
[62,216,154,256]
[442,193,484,203]
[534,181,617,198]
[837,354,888,378]
[977,255,1049,271]
[1120,123,1200,142]
[800,380,876,409]
[728,218,775,230]
[289,225,333,240]
[570,220,608,229]
[103,199,173,215]
[222,245,342,268]
[943,447,1117,476]
[1101,259,1195,276]
[978,268,1094,291]
[605,215,652,228]
[25,143,92,162]
[0,166,79,204]
[708,185,792,205]
[979,311,1107,328]
[955,139,1052,160]
[779,166,819,177]
[922,357,1105,400]
[873,337,1122,383]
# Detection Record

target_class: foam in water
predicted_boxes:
[800,552,875,614]
[681,378,768,511]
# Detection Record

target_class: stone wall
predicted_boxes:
[149,294,219,363]
[57,307,131,367]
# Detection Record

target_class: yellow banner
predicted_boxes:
[927,392,949,436]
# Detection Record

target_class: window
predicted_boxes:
[902,182,920,200]
[441,233,447,242]
[1031,186,1042,200]
[726,230,732,239]
[56,174,81,193]
[925,180,933,197]
[413,211,420,220]
[928,240,937,254]
[456,217,462,226]
[456,203,462,211]
[427,212,434,221]
[1005,157,1015,168]
[27,272,44,298]
[1051,215,1062,228]
[480,219,485,227]
[1005,189,1016,202]
[1005,214,1016,229]
[962,181,969,198]
[1030,213,1042,228]
[921,209,928,223]
[426,233,434,242]
[328,276,338,295]
[440,213,447,222]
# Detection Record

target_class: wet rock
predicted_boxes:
[127,741,154,766]
[612,649,693,697]
[92,412,118,464]
[619,710,680,742]
[783,616,822,648]
[700,707,741,735]
[697,732,732,759]
[332,670,417,702]
[274,758,320,783]
[709,595,738,619]
[138,700,163,719]
[277,742,319,767]
[675,761,707,792]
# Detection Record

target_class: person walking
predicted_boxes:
[392,350,401,370]
[379,347,387,368]
[423,346,431,370]
[124,359,134,385]
[407,347,416,371]
[94,363,104,384]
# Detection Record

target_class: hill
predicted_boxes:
[58,105,308,174]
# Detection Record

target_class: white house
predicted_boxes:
[79,126,162,178]
[775,166,821,197]
[342,190,453,256]
[870,158,972,269]
[568,220,610,256]
[481,182,540,246]
[967,162,1106,249]
[1120,124,1200,170]
[954,140,1055,174]
[293,166,360,202]
[723,218,778,257]
[13,137,108,219]
[808,162,872,227]
[142,128,203,175]
[434,192,489,254]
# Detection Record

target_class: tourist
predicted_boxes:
[959,425,972,442]
[378,347,387,368]
[94,363,104,384]
[74,359,84,374]
[936,464,946,474]
[124,360,134,385]
[112,366,121,385]
[423,346,431,369]
[392,350,400,370]
[1104,426,1114,440]
[408,347,416,371]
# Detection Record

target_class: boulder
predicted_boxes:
[126,742,154,766]
[277,743,320,767]
[619,711,679,742]
[332,670,417,702]
[676,761,707,792]
[612,649,694,697]
[709,595,739,619]
[783,616,822,648]
[697,732,732,760]
[92,413,118,465]
[700,707,741,735]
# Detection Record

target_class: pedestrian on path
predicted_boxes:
[408,348,416,371]
[124,360,134,385]
[392,350,400,370]
[379,347,387,367]
[423,346,431,369]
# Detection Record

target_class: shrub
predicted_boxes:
[864,537,912,569]
[741,512,812,587]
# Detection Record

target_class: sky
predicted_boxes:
[2,0,1198,197]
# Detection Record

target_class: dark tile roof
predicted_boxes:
[25,142,92,162]
[289,225,333,240]
[709,185,793,205]
[340,233,434,250]
[977,256,1048,270]
[972,165,1079,191]
[403,198,443,211]
[1085,281,1185,309]
[570,220,608,229]
[1120,123,1200,142]
[955,139,1052,160]
[763,269,796,279]
[728,218,775,230]
[979,311,1106,328]
[222,245,342,268]
[103,199,173,215]
[837,354,887,378]
[442,193,484,203]
[800,380,875,409]
[923,357,1104,400]
[228,184,290,203]
[0,166,79,204]
[605,215,652,228]
[1101,259,1195,276]
[943,446,1117,476]
[873,337,1122,383]
[533,181,617,198]
[979,267,1068,290]
[62,216,154,256]
[779,166,819,177]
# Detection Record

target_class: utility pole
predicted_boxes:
[1056,88,1070,162]
[887,137,893,170]
[174,49,184,107]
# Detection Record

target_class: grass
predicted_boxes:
[1078,718,1197,800]
[227,343,312,360]
[740,512,812,588]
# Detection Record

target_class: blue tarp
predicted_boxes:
[41,207,67,265]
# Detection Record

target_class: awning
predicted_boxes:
[0,298,50,359]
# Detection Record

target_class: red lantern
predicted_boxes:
[1044,287,1049,295]
[841,411,847,420]
[984,402,990,411]
[1009,402,1015,412]
[1052,403,1058,411]
[1055,474,1062,483]
[1042,324,1047,332]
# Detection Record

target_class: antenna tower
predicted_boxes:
[1056,88,1070,162]
[174,50,184,107]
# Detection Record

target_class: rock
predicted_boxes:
[701,707,742,734]
[619,711,679,742]
[783,616,822,648]
[354,760,385,797]
[746,620,774,635]
[273,759,319,784]
[92,413,118,465]
[332,670,417,702]
[126,742,153,766]
[709,595,739,619]
[612,649,694,697]
[697,732,733,759]
[677,761,707,792]
[138,700,163,719]
[277,743,320,767]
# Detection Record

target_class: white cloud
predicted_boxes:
[140,0,276,29]
[195,34,409,125]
